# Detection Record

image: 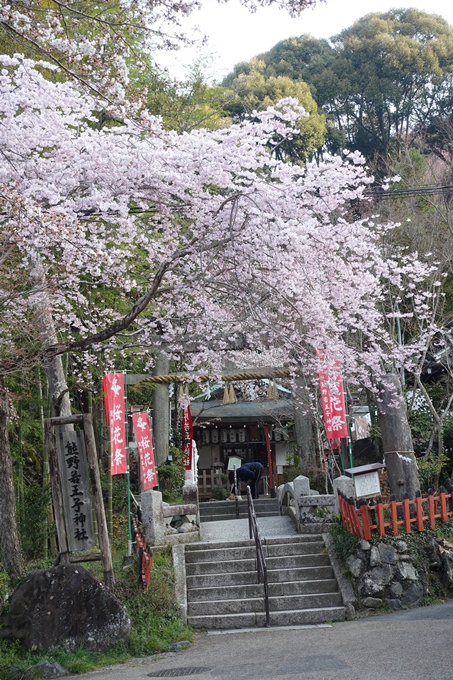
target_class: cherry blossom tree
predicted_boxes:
[0,53,437,570]
[0,0,320,110]
[0,56,435,380]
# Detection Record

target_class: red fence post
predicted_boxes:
[428,490,436,530]
[339,493,347,529]
[358,500,372,540]
[403,494,411,534]
[347,497,362,538]
[377,497,385,537]
[415,491,424,531]
[440,487,448,523]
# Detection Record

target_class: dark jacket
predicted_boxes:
[236,462,263,481]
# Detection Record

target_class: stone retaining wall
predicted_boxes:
[344,533,453,611]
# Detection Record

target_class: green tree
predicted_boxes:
[225,11,453,166]
[328,9,453,165]
[222,58,326,162]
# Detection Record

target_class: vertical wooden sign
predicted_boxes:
[55,428,96,553]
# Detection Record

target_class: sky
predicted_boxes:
[157,0,453,81]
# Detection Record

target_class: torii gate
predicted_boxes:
[127,367,299,496]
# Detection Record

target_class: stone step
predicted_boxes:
[185,535,323,552]
[257,606,346,628]
[200,511,279,522]
[185,552,330,576]
[187,591,342,616]
[187,606,346,630]
[296,522,335,534]
[199,500,279,512]
[187,578,340,602]
[265,535,324,544]
[268,564,335,582]
[185,546,256,563]
[266,553,331,570]
[185,541,325,563]
[266,541,325,557]
[187,540,255,551]
[269,592,343,612]
[186,558,256,576]
[186,565,335,589]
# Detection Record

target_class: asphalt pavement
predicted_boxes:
[75,601,453,680]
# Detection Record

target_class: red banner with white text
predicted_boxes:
[181,405,193,471]
[316,351,348,440]
[103,373,127,475]
[132,412,157,490]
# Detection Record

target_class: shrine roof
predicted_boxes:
[190,398,293,423]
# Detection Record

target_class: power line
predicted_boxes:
[366,184,453,199]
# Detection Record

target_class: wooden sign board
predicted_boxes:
[227,456,242,471]
[55,428,96,553]
[354,470,381,499]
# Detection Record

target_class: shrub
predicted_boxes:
[157,447,186,504]
[18,481,51,560]
[211,487,227,501]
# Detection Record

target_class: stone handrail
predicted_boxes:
[162,504,198,518]
[277,475,355,531]
[141,482,201,547]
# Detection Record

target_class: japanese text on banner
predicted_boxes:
[316,351,348,440]
[181,405,193,471]
[103,373,127,475]
[132,412,157,490]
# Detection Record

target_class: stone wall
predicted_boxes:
[344,533,453,611]
[346,538,424,610]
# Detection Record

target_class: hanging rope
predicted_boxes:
[134,367,294,386]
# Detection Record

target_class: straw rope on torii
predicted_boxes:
[133,367,295,386]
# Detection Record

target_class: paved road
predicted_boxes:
[76,602,453,680]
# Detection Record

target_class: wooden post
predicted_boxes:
[415,491,424,531]
[83,414,114,588]
[359,500,372,540]
[264,425,275,497]
[377,497,385,537]
[347,497,361,538]
[152,352,170,466]
[44,419,70,563]
[339,494,347,528]
[440,488,448,523]
[403,495,411,533]
[428,491,436,529]
[390,495,398,536]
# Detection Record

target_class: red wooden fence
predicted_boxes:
[338,489,453,540]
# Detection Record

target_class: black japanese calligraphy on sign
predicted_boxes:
[56,428,95,552]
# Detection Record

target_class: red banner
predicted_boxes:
[132,412,157,490]
[316,351,348,440]
[104,373,127,475]
[181,405,193,471]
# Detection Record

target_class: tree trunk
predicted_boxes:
[0,377,25,578]
[152,352,170,466]
[29,258,72,418]
[293,378,317,470]
[377,372,420,501]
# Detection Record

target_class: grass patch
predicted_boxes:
[0,521,193,676]
[115,546,193,656]
[330,520,360,564]
[0,639,131,679]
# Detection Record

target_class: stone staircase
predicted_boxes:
[185,534,346,629]
[199,498,280,522]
